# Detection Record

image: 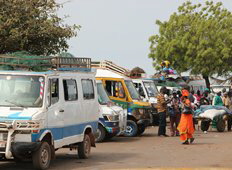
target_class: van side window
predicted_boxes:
[50,78,59,105]
[105,80,125,98]
[63,79,78,101]
[82,79,95,100]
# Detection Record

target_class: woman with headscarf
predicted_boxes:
[178,88,195,144]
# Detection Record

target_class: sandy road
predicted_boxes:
[1,127,232,170]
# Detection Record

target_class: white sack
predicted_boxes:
[199,109,226,120]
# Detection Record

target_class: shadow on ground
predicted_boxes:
[0,151,137,170]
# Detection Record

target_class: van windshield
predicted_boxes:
[97,82,111,105]
[143,81,158,97]
[0,75,45,107]
[125,80,140,100]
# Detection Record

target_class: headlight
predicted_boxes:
[104,115,119,121]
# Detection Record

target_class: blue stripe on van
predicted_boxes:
[31,121,98,142]
[8,112,31,120]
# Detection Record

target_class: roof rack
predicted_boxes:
[91,60,130,77]
[0,55,91,71]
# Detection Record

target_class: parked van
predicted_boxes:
[132,79,159,126]
[96,69,152,137]
[132,79,158,103]
[96,80,127,142]
[146,78,181,96]
[0,56,98,169]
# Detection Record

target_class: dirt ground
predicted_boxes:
[1,126,232,170]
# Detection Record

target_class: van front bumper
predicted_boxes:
[105,127,120,135]
[11,142,41,157]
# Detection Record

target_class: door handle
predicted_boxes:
[59,109,64,112]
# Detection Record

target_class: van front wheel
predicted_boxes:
[32,142,51,170]
[137,124,146,136]
[95,124,106,142]
[124,120,138,137]
[78,134,91,159]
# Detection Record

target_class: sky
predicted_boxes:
[57,0,232,75]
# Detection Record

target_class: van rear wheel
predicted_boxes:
[124,120,138,137]
[32,142,51,170]
[78,134,91,159]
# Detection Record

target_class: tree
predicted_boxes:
[149,1,232,89]
[0,0,79,55]
[130,67,145,78]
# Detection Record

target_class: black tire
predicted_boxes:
[216,119,226,132]
[32,142,51,170]
[0,155,5,161]
[78,134,91,159]
[105,133,115,140]
[95,124,106,142]
[137,124,146,136]
[228,116,232,131]
[201,120,210,132]
[124,120,138,137]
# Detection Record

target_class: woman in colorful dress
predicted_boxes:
[178,89,195,144]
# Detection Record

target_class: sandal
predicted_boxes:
[182,140,189,145]
[190,138,195,144]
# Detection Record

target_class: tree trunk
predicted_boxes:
[203,75,210,90]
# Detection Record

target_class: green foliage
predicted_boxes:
[0,0,80,55]
[149,1,232,78]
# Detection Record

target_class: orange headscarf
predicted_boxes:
[182,89,189,97]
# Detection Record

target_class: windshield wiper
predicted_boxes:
[5,100,25,108]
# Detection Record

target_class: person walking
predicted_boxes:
[169,91,181,136]
[178,88,195,144]
[157,86,169,137]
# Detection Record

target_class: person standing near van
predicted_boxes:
[157,86,169,137]
[169,91,181,136]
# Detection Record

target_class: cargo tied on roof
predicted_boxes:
[0,52,91,72]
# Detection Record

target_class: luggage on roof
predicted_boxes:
[0,52,91,72]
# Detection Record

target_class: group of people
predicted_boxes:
[157,86,195,144]
[212,89,232,109]
[189,88,232,109]
[156,86,232,144]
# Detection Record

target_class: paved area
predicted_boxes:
[1,127,232,170]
